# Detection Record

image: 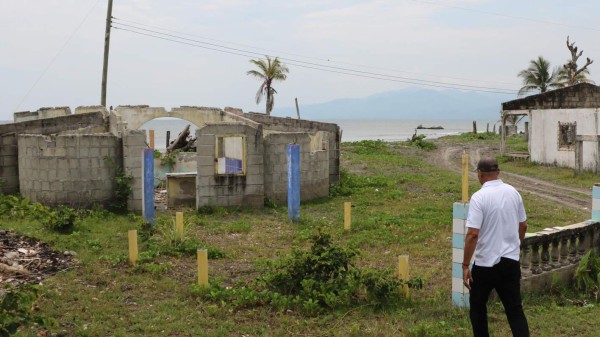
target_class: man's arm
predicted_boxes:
[519,221,527,245]
[462,227,479,291]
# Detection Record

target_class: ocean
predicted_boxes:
[141,118,502,150]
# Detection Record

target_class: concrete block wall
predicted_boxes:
[263,132,329,204]
[17,134,120,207]
[14,107,72,123]
[1,111,107,136]
[122,130,147,211]
[243,113,341,185]
[0,133,19,194]
[196,123,264,208]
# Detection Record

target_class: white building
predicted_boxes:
[501,83,600,173]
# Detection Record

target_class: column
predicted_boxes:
[452,202,470,308]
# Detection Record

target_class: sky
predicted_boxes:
[1,0,599,121]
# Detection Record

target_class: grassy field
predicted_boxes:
[1,135,599,336]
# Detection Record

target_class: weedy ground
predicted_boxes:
[1,135,599,336]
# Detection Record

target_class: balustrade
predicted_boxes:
[520,221,600,277]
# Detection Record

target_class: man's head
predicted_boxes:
[476,158,500,183]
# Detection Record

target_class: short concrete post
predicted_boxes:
[461,152,469,202]
[591,184,600,221]
[344,202,351,230]
[176,212,184,240]
[197,249,208,286]
[128,230,138,265]
[398,255,410,298]
[452,202,470,308]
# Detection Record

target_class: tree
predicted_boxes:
[517,56,564,96]
[561,36,594,86]
[247,56,289,115]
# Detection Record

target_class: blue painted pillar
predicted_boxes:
[142,148,155,225]
[287,144,300,222]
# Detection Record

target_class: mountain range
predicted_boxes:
[272,88,516,120]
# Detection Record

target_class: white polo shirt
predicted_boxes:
[466,179,526,267]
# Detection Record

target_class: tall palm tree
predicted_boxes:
[247,56,289,115]
[517,56,564,96]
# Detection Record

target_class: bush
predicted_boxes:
[41,205,78,233]
[0,285,46,336]
[406,134,437,151]
[574,250,600,299]
[195,231,423,314]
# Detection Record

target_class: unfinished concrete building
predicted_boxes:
[0,105,341,211]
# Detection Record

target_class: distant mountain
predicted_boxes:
[272,88,516,120]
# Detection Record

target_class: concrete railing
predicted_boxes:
[520,220,600,290]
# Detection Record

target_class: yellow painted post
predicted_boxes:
[197,249,208,286]
[461,152,469,202]
[344,202,351,230]
[128,230,138,265]
[149,130,155,149]
[175,212,184,240]
[398,255,410,298]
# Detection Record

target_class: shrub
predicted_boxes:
[41,205,78,233]
[406,134,437,151]
[0,285,46,336]
[574,250,600,300]
[195,231,423,314]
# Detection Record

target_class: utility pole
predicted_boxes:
[101,0,114,107]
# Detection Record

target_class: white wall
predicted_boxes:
[530,108,600,170]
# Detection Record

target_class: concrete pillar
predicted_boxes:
[287,144,300,222]
[452,202,470,308]
[575,141,583,175]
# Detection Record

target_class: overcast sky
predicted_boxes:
[1,0,598,120]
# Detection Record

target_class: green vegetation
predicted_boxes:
[0,137,598,335]
[0,285,45,336]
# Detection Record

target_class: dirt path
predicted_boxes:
[426,141,591,211]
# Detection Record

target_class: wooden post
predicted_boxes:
[344,202,351,230]
[197,249,208,286]
[486,123,489,133]
[295,97,301,120]
[176,212,184,240]
[398,255,410,298]
[100,0,114,106]
[461,152,469,202]
[128,230,138,265]
[472,121,477,134]
[149,130,155,149]
[166,131,171,149]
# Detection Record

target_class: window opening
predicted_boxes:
[558,122,576,150]
[215,135,245,175]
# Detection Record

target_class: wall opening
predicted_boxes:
[558,121,577,150]
[216,135,245,175]
[139,117,200,150]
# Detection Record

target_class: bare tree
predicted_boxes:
[562,36,594,86]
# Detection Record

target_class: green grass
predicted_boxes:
[1,138,598,336]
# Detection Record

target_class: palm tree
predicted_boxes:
[247,56,289,115]
[517,56,564,96]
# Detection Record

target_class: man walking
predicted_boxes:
[462,158,530,337]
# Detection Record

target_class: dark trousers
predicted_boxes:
[469,257,530,337]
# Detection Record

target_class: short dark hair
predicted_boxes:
[476,158,499,172]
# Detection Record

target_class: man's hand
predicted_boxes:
[463,266,473,291]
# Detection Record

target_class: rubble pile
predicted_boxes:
[0,230,75,295]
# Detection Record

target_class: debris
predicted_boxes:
[0,230,75,295]
[166,124,196,154]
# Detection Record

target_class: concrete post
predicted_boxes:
[287,144,300,222]
[524,122,529,141]
[142,148,155,224]
[452,202,470,308]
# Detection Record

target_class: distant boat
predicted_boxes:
[416,124,444,130]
